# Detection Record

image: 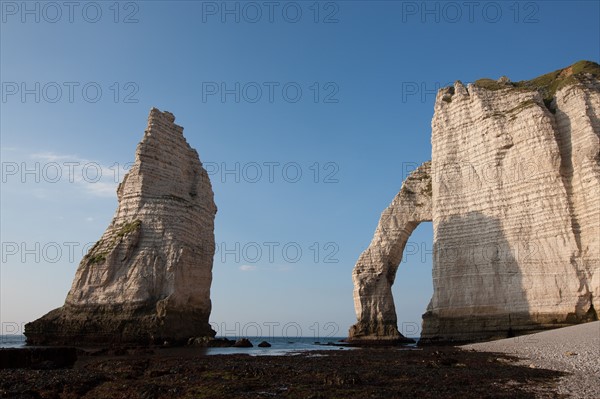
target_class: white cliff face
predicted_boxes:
[553,80,600,317]
[26,108,217,345]
[350,62,600,343]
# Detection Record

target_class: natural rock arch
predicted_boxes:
[350,62,600,344]
[349,162,432,343]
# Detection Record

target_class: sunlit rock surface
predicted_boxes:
[349,162,432,343]
[350,61,600,343]
[25,108,217,345]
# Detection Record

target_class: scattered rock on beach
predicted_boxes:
[233,338,253,348]
[188,337,235,347]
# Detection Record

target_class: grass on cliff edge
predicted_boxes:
[473,60,600,102]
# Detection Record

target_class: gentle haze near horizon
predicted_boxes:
[1,1,599,338]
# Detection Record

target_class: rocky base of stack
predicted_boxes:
[420,310,598,344]
[25,304,215,346]
[347,322,416,345]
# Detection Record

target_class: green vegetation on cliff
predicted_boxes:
[86,220,142,264]
[116,219,142,238]
[472,61,599,112]
[474,60,600,102]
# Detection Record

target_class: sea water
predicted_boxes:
[0,335,348,355]
[0,335,26,348]
[202,336,352,356]
[0,335,418,355]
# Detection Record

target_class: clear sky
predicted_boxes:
[1,1,599,339]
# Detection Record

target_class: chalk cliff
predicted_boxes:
[350,61,600,343]
[25,108,217,345]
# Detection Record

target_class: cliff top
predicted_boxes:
[473,60,600,104]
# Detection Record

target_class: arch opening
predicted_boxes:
[392,222,433,340]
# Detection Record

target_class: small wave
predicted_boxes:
[0,335,26,348]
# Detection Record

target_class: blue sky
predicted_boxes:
[1,1,599,339]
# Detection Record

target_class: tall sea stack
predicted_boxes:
[25,108,217,345]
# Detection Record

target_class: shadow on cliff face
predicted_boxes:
[553,90,599,319]
[421,211,530,342]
